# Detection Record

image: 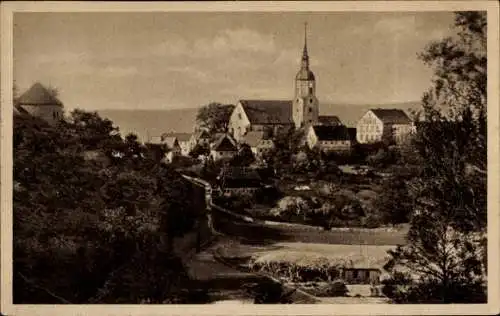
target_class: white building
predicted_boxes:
[306,125,352,152]
[356,109,414,144]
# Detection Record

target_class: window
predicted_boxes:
[309,98,313,103]
[238,113,242,120]
[309,87,313,94]
[309,107,312,113]
[53,112,56,119]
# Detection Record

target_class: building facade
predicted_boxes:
[16,82,64,124]
[306,125,352,152]
[356,109,414,144]
[210,134,238,161]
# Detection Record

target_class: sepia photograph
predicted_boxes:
[1,1,499,315]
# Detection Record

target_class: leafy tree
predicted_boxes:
[196,102,235,134]
[375,177,413,225]
[13,110,197,304]
[383,11,487,303]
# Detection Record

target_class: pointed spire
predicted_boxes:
[301,22,309,69]
[302,22,308,59]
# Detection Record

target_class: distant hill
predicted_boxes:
[98,108,199,142]
[98,101,421,142]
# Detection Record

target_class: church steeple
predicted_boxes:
[293,22,318,129]
[301,22,309,69]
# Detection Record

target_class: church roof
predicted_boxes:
[239,100,294,125]
[311,125,351,141]
[370,109,412,124]
[17,82,63,107]
[318,115,342,126]
[161,132,192,142]
[212,134,237,152]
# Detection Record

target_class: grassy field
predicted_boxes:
[250,242,395,269]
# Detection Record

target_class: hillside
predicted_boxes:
[98,101,421,142]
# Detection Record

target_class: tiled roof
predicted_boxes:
[193,130,210,140]
[161,132,192,142]
[239,100,293,125]
[220,167,262,181]
[17,82,63,106]
[312,125,351,141]
[370,109,411,124]
[219,167,262,188]
[318,115,341,126]
[212,135,237,152]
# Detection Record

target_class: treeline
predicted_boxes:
[13,110,200,303]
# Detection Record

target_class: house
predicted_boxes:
[16,82,64,124]
[190,129,211,149]
[161,132,193,156]
[241,131,275,157]
[210,134,238,161]
[163,136,182,162]
[306,125,352,152]
[217,167,262,195]
[356,109,414,144]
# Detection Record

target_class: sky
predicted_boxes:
[13,11,455,111]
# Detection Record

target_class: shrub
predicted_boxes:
[328,280,349,297]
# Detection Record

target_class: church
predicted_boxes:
[228,24,341,143]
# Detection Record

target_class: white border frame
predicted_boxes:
[1,1,499,315]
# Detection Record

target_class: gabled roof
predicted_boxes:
[370,109,411,124]
[318,115,342,126]
[17,82,63,107]
[239,100,293,125]
[241,131,273,148]
[311,125,351,141]
[163,137,180,149]
[219,167,262,188]
[161,132,192,142]
[212,134,237,152]
[193,129,210,140]
[13,104,29,116]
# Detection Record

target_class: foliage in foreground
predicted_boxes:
[13,110,198,303]
[382,11,487,303]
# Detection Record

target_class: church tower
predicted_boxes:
[292,23,319,129]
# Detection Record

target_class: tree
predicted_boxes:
[13,110,197,303]
[196,102,235,134]
[383,12,487,303]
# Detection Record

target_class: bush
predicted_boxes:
[328,280,349,297]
